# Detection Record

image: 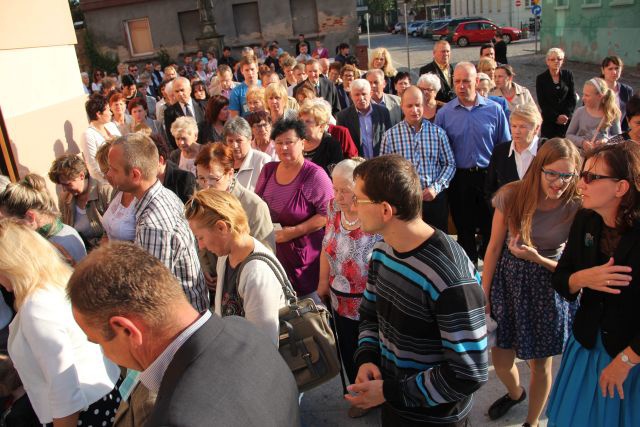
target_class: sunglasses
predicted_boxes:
[579,171,621,184]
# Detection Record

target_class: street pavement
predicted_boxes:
[299,32,640,427]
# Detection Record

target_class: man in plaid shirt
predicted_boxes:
[107,133,209,311]
[380,86,455,232]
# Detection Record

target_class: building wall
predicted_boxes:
[540,0,639,66]
[451,0,536,27]
[0,0,87,194]
[82,0,359,63]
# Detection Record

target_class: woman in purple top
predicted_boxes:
[255,119,334,301]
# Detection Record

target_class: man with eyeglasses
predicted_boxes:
[346,154,487,426]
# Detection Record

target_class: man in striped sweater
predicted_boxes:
[346,155,488,426]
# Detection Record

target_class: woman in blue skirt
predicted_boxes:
[547,141,640,426]
[483,138,582,427]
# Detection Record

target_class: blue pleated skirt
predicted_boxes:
[546,332,640,427]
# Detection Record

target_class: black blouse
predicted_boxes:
[303,133,344,177]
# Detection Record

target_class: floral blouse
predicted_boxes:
[322,200,380,320]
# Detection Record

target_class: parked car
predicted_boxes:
[433,16,489,40]
[408,20,427,37]
[392,22,405,34]
[451,20,522,46]
[422,19,447,38]
[430,20,452,40]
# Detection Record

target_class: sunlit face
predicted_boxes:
[401,89,424,127]
[110,100,126,118]
[225,133,251,161]
[372,56,386,69]
[328,68,340,83]
[494,68,511,89]
[628,114,640,141]
[73,308,142,370]
[196,163,232,191]
[477,79,491,97]
[352,178,383,234]
[165,68,177,80]
[578,157,624,211]
[306,63,321,84]
[341,71,356,88]
[58,173,87,196]
[188,219,232,257]
[350,85,371,112]
[268,95,284,116]
[219,72,234,90]
[284,66,295,82]
[480,66,496,81]
[433,42,451,65]
[247,96,265,113]
[395,77,411,97]
[546,53,564,73]
[299,45,308,54]
[481,47,495,60]
[242,63,258,83]
[332,174,356,212]
[274,129,304,164]
[602,62,622,83]
[510,116,537,148]
[252,119,272,142]
[540,158,577,200]
[300,113,324,140]
[131,105,146,124]
[173,80,191,104]
[582,83,603,109]
[366,74,385,98]
[107,145,135,193]
[454,66,478,105]
[123,84,137,98]
[175,130,198,153]
[417,84,437,104]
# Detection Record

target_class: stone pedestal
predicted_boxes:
[197,34,225,58]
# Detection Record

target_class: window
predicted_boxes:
[482,22,497,30]
[290,0,318,35]
[582,0,601,5]
[556,0,569,7]
[466,23,481,30]
[125,18,154,56]
[178,10,201,49]
[233,2,262,37]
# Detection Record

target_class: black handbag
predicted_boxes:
[236,252,340,392]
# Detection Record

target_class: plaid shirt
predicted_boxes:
[135,181,208,311]
[380,119,456,194]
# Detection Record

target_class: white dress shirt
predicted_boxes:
[509,136,539,179]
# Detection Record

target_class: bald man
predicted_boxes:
[434,62,511,264]
[380,86,455,231]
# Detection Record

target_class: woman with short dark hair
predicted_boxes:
[255,119,333,302]
[80,94,121,183]
[601,55,634,131]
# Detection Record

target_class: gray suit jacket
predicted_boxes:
[146,315,300,427]
[336,104,392,157]
[379,93,402,126]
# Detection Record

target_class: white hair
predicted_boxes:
[477,72,491,83]
[416,73,441,92]
[171,116,198,136]
[331,158,365,187]
[546,47,565,60]
[165,81,174,94]
[350,79,371,93]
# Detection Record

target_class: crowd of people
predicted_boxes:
[2,35,639,427]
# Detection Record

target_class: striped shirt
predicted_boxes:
[135,180,209,311]
[139,310,211,393]
[380,119,456,194]
[355,230,488,424]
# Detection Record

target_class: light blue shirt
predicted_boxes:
[229,81,262,118]
[357,106,374,159]
[435,95,511,169]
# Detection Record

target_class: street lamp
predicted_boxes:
[399,0,411,71]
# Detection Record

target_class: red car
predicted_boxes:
[451,20,522,47]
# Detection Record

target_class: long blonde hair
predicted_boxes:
[585,77,621,128]
[0,219,72,309]
[369,48,397,78]
[502,138,581,247]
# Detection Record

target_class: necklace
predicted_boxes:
[341,211,360,227]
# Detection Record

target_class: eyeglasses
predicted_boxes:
[252,122,270,129]
[419,87,436,93]
[541,169,577,184]
[351,195,379,205]
[579,171,621,184]
[196,175,225,187]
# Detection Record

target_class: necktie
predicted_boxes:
[185,103,193,117]
[315,84,320,96]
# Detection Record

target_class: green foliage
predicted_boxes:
[156,47,173,68]
[84,31,119,74]
[367,0,396,14]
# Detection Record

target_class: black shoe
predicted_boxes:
[487,388,527,420]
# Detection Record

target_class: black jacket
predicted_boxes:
[535,69,577,139]
[294,77,341,116]
[162,160,196,204]
[553,209,640,358]
[418,61,455,102]
[164,101,206,149]
[336,104,392,157]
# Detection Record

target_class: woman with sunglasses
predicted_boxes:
[547,141,640,427]
[482,138,582,427]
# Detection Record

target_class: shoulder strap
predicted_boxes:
[234,252,297,304]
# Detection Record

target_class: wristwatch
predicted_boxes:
[620,351,637,367]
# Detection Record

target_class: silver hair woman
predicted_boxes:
[417,73,445,122]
